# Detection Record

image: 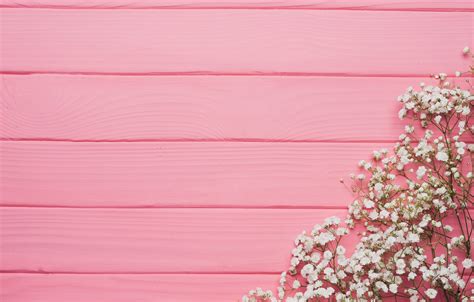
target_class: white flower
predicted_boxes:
[398,108,407,119]
[292,280,301,289]
[407,233,420,243]
[391,212,399,222]
[314,287,334,298]
[425,288,437,299]
[336,227,348,236]
[411,259,421,269]
[389,283,398,294]
[316,232,335,245]
[396,259,406,273]
[462,259,473,269]
[463,46,470,55]
[363,199,375,209]
[436,151,448,162]
[462,106,470,115]
[374,183,383,192]
[310,252,321,263]
[336,245,346,255]
[416,166,426,179]
[373,150,382,160]
[300,264,314,278]
[323,251,332,260]
[456,141,466,155]
[375,281,388,293]
[290,257,299,266]
[324,216,340,226]
[369,211,379,220]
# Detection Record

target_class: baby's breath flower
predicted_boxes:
[416,166,427,179]
[292,280,301,289]
[462,259,473,269]
[436,151,449,162]
[463,46,470,55]
[425,288,438,299]
[243,68,473,302]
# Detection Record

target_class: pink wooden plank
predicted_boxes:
[0,273,278,302]
[1,208,470,271]
[0,207,347,272]
[0,141,386,207]
[0,75,435,142]
[1,9,471,74]
[0,0,472,10]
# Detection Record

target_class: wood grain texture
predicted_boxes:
[0,0,472,10]
[0,273,278,302]
[1,2,471,300]
[0,207,348,272]
[1,9,471,74]
[0,141,387,207]
[1,207,470,271]
[0,75,431,141]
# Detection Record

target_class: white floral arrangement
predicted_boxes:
[242,48,473,302]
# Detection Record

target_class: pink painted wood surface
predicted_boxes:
[0,141,388,207]
[1,208,470,293]
[1,9,471,75]
[1,0,472,300]
[0,207,347,272]
[0,273,278,302]
[0,75,434,142]
[0,0,472,10]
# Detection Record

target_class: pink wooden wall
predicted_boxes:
[0,1,473,301]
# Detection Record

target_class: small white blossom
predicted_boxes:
[389,284,398,294]
[436,151,449,162]
[398,108,407,119]
[416,166,427,179]
[375,281,388,293]
[292,280,301,289]
[425,288,437,299]
[463,46,470,55]
[363,199,375,209]
[462,259,473,269]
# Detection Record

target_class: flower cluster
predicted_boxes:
[242,51,473,302]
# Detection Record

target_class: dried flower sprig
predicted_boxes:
[242,51,473,302]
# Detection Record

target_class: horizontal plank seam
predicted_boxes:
[0,204,350,210]
[0,137,402,144]
[2,71,472,78]
[1,205,472,210]
[0,5,472,12]
[0,270,281,275]
[2,138,473,144]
